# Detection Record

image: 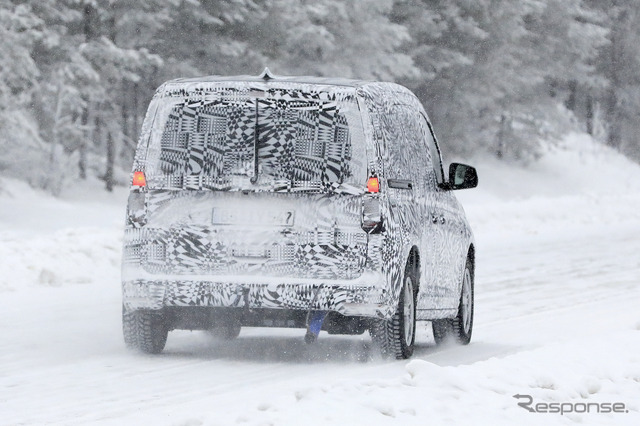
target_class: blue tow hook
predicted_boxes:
[305,311,327,344]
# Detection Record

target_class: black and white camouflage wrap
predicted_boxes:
[122,75,473,321]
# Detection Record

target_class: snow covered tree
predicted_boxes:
[149,0,266,80]
[0,1,48,187]
[583,0,640,160]
[255,0,417,80]
[396,0,606,161]
[390,0,487,157]
[0,0,639,194]
[0,1,41,108]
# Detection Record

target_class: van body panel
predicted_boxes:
[123,77,474,324]
[123,191,369,280]
[356,83,474,315]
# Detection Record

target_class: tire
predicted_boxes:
[371,261,417,359]
[207,322,242,340]
[433,256,474,345]
[123,306,168,354]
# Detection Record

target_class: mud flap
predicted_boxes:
[305,311,328,344]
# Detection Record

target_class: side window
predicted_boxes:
[381,105,413,181]
[382,104,444,193]
[382,104,433,194]
[400,107,433,194]
[417,114,445,185]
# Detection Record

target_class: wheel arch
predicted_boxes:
[408,245,420,293]
[454,243,475,305]
[461,243,475,302]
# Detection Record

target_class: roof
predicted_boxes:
[166,67,375,89]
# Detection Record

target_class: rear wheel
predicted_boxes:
[433,256,474,345]
[371,262,417,359]
[123,307,168,354]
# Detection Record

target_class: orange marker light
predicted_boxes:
[132,171,146,187]
[367,177,379,193]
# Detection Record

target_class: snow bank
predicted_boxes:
[0,227,122,291]
[0,177,126,291]
[456,132,640,243]
[214,328,640,426]
[458,132,640,201]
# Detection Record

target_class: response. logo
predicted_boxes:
[513,394,629,415]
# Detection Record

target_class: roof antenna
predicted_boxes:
[259,67,275,81]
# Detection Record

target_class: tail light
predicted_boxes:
[128,171,147,226]
[132,171,146,187]
[367,176,379,193]
[363,176,383,233]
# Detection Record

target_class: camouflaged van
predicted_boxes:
[122,69,478,359]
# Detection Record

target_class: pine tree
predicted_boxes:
[587,0,640,159]
[0,0,47,187]
[256,0,417,80]
[397,0,607,161]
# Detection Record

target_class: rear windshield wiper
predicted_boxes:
[250,98,259,184]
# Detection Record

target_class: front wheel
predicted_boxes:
[370,262,417,359]
[123,306,168,354]
[433,257,474,345]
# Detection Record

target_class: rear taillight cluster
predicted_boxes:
[366,177,379,193]
[362,176,383,233]
[128,171,147,226]
[132,171,146,187]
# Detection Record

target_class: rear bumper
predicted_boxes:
[122,271,392,318]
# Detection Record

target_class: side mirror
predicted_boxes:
[448,163,478,190]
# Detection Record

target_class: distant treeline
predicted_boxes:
[1,0,638,193]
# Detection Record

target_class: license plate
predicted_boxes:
[231,247,269,258]
[212,209,294,226]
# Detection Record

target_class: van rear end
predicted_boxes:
[122,81,388,331]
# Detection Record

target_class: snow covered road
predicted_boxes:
[2,219,638,425]
[1,136,640,425]
[1,217,638,425]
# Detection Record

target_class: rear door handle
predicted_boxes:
[388,179,413,190]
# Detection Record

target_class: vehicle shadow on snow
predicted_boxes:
[163,331,377,363]
[153,325,514,365]
[142,321,516,365]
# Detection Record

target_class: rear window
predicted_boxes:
[142,86,367,192]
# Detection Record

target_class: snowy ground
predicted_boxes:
[1,133,639,425]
